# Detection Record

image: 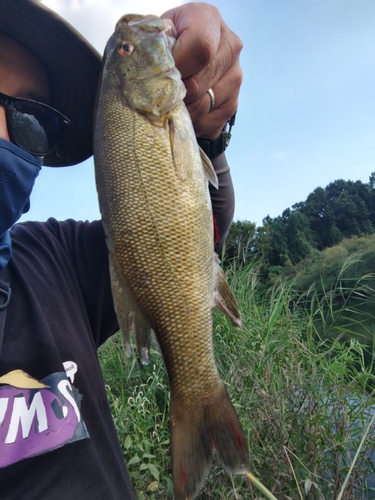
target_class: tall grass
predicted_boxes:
[98,261,375,499]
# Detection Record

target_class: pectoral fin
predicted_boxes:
[199,147,218,189]
[169,117,191,181]
[167,107,219,189]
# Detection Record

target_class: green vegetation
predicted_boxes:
[98,174,375,498]
[220,172,375,354]
[98,261,375,499]
[222,173,375,276]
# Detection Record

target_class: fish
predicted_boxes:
[93,14,249,500]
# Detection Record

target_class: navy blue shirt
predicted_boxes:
[0,218,135,499]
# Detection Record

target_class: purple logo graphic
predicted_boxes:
[0,372,89,467]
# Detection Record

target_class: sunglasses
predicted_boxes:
[0,91,71,156]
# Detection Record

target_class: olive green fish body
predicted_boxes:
[94,15,249,500]
[96,98,217,395]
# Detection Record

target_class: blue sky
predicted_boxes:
[20,0,375,227]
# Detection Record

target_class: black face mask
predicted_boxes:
[0,139,42,270]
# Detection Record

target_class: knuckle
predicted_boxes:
[195,33,217,68]
[232,65,243,89]
[220,100,238,124]
[222,21,243,56]
[233,33,244,56]
[223,63,243,99]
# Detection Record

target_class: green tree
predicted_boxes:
[299,187,342,250]
[326,179,373,238]
[243,172,375,282]
[222,220,256,264]
[284,210,314,264]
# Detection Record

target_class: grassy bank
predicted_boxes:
[98,263,375,499]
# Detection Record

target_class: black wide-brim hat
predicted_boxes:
[0,0,102,166]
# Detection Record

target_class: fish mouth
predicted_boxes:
[160,19,177,38]
[116,15,177,39]
[159,68,175,76]
[139,67,179,81]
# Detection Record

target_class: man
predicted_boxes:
[0,1,242,498]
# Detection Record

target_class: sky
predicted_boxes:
[19,0,375,228]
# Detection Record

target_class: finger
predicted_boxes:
[192,103,236,140]
[183,23,243,105]
[162,4,221,79]
[189,61,242,139]
[161,3,243,139]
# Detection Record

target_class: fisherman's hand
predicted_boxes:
[161,2,243,139]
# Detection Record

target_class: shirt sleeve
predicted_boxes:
[210,153,235,251]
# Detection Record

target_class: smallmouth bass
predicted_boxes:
[94,14,249,500]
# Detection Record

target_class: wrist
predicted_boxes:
[197,113,236,160]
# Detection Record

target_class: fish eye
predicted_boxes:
[119,41,134,56]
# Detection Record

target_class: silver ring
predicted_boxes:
[207,88,215,112]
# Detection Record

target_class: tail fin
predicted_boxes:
[171,385,249,500]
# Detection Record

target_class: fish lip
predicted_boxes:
[162,18,177,38]
[160,68,174,76]
[139,67,177,81]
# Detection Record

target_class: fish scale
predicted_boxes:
[99,101,214,387]
[94,13,249,500]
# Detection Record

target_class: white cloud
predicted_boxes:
[42,0,185,54]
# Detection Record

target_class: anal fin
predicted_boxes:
[213,254,242,329]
